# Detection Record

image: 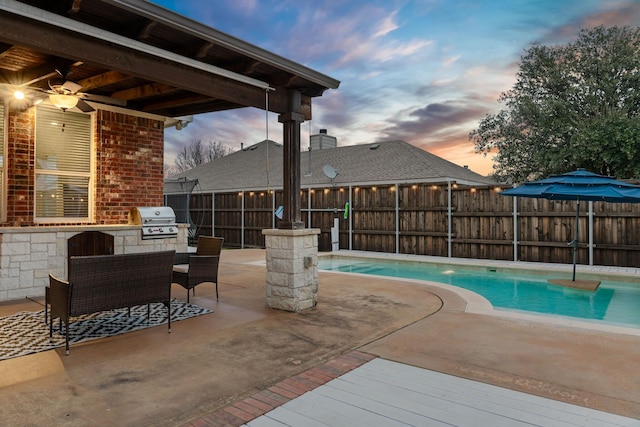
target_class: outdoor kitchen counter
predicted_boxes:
[0,224,145,234]
[1,223,191,234]
[0,224,190,302]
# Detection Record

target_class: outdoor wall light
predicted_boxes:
[175,120,189,130]
[13,90,25,100]
[49,94,78,111]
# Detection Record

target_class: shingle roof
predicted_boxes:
[166,140,495,193]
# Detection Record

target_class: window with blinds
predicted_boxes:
[35,106,93,221]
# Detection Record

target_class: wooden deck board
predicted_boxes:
[351,362,625,426]
[244,359,640,427]
[324,373,540,426]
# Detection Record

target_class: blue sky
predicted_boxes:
[154,0,640,176]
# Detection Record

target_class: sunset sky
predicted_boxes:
[153,0,640,176]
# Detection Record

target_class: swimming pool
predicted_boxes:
[318,256,640,329]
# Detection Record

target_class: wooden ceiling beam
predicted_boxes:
[195,41,215,58]
[138,20,157,40]
[0,13,312,119]
[151,99,242,117]
[5,60,81,87]
[112,82,178,100]
[141,93,211,111]
[68,0,83,15]
[0,42,12,55]
[77,70,131,91]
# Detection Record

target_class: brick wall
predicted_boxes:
[2,108,165,226]
[0,108,172,301]
[95,110,165,224]
[5,108,35,226]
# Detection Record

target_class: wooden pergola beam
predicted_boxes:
[112,82,178,100]
[0,12,312,118]
[78,71,131,92]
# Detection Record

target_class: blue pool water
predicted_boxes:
[318,257,640,329]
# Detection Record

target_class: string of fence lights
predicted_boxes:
[236,185,503,196]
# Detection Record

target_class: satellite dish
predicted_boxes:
[323,164,338,180]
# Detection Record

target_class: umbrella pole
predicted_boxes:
[573,199,579,281]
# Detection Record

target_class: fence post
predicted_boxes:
[589,201,594,266]
[447,180,452,258]
[241,191,245,249]
[513,196,518,261]
[272,190,276,229]
[212,191,215,237]
[395,182,399,254]
[348,185,353,251]
[308,188,312,228]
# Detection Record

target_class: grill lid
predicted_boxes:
[129,206,176,224]
[129,206,178,239]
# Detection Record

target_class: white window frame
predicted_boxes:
[34,106,95,223]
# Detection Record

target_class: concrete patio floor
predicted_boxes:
[0,248,638,426]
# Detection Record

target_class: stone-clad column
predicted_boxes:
[263,228,319,312]
[264,90,318,311]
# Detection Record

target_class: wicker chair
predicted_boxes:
[172,236,223,302]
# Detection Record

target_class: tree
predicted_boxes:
[173,139,233,173]
[470,26,640,183]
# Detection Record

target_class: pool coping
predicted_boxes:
[323,250,640,280]
[317,251,640,337]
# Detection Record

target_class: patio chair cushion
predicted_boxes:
[172,264,189,274]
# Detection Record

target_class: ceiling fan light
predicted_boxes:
[49,94,78,110]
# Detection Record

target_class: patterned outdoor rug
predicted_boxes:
[0,300,211,360]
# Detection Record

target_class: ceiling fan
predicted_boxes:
[46,81,93,112]
[43,67,95,112]
[5,66,127,112]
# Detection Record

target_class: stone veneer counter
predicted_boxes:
[0,224,188,302]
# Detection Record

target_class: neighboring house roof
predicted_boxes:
[166,140,496,194]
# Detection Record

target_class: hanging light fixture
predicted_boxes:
[49,93,78,111]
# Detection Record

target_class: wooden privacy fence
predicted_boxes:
[179,182,640,268]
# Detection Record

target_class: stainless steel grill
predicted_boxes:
[128,206,178,239]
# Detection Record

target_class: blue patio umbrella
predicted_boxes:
[501,169,640,282]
